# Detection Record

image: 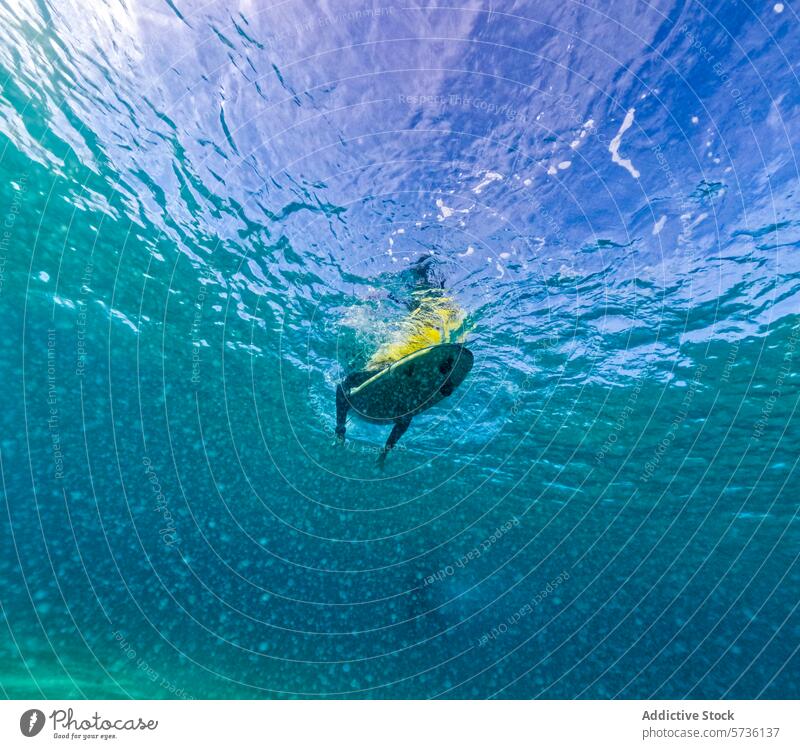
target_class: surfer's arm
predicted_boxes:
[377,416,412,468]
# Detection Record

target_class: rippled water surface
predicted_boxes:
[1,0,799,698]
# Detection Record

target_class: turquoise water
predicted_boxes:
[1,0,798,698]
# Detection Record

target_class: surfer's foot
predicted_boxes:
[376,451,387,470]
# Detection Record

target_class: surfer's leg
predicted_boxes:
[334,384,349,443]
[377,415,412,468]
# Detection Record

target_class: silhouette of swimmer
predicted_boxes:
[335,256,472,467]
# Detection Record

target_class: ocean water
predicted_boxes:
[0,0,798,699]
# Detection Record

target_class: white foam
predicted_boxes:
[472,170,504,194]
[570,119,595,150]
[435,198,469,221]
[608,108,640,179]
[110,307,139,333]
[435,198,453,219]
[53,295,75,309]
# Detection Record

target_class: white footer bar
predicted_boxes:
[0,700,794,748]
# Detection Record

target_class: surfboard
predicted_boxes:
[346,343,473,423]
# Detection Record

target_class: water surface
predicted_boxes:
[0,0,798,698]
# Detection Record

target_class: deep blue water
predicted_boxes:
[0,0,799,698]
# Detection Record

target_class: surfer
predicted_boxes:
[335,256,472,467]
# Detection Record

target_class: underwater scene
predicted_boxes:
[0,0,798,698]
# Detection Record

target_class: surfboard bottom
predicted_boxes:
[345,343,473,422]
